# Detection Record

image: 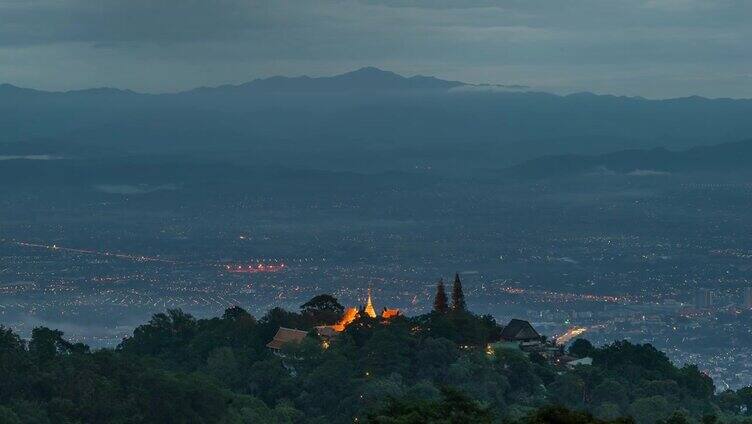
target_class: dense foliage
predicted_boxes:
[1,298,752,424]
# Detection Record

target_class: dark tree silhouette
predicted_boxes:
[569,338,595,358]
[300,294,345,326]
[222,305,255,322]
[433,279,449,313]
[300,294,344,315]
[451,273,466,311]
[367,387,494,424]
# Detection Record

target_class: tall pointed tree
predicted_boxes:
[433,279,449,313]
[451,273,466,311]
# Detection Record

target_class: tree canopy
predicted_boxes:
[451,273,466,311]
[0,298,748,424]
[433,279,449,314]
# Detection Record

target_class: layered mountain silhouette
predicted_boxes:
[3,67,752,172]
[1,67,464,98]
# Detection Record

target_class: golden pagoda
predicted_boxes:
[364,288,377,318]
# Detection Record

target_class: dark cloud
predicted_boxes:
[0,0,276,45]
[0,0,750,97]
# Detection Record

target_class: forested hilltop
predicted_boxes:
[2,295,752,424]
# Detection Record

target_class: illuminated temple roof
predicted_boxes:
[381,308,400,319]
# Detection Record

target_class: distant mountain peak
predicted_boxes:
[0,83,47,98]
[332,67,404,82]
[0,83,31,92]
[345,66,397,76]
[339,66,426,81]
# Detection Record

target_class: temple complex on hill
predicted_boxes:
[265,278,588,368]
[322,288,401,334]
[265,283,592,370]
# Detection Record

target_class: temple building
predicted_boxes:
[266,327,308,353]
[500,319,543,344]
[490,318,562,361]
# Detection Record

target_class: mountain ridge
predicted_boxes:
[0,67,468,97]
[2,67,750,101]
[3,67,752,171]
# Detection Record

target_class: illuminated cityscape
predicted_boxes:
[3,168,752,390]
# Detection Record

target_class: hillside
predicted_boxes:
[0,293,748,424]
[505,138,752,179]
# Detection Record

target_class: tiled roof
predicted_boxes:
[500,319,541,341]
[266,327,308,350]
[381,308,401,319]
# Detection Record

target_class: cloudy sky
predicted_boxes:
[1,0,750,98]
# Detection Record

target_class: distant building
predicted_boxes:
[492,319,562,361]
[500,319,543,344]
[566,356,593,368]
[266,327,308,353]
[314,325,338,339]
[695,289,714,310]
